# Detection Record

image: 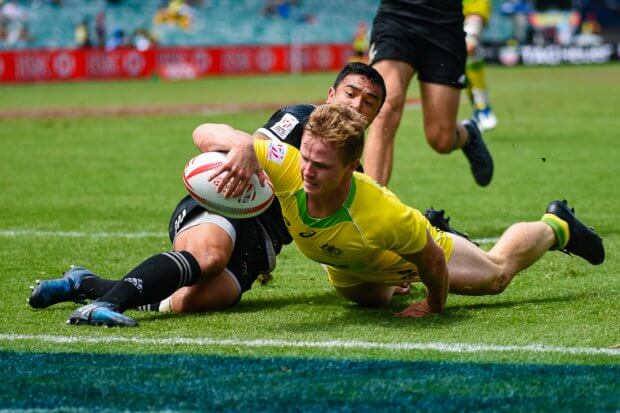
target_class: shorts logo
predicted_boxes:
[368,43,377,64]
[270,113,299,139]
[267,142,287,164]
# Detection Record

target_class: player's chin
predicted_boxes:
[303,181,320,194]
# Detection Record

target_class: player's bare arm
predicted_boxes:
[192,123,266,197]
[397,231,449,317]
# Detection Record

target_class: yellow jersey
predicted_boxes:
[463,0,492,22]
[254,139,453,287]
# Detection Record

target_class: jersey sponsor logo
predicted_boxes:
[299,230,316,238]
[267,142,287,164]
[270,113,300,139]
[320,243,343,258]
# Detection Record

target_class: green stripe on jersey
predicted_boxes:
[295,179,356,228]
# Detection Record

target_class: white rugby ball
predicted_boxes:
[183,151,274,219]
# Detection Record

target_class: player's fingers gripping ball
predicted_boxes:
[183,152,274,219]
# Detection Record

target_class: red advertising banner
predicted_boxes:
[0,44,352,83]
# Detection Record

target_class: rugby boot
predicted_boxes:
[474,107,498,131]
[461,119,493,187]
[29,266,94,308]
[68,302,137,327]
[546,200,605,265]
[424,207,478,245]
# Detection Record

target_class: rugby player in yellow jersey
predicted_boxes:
[463,0,498,130]
[200,104,604,317]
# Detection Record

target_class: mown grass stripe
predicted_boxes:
[1,334,618,357]
[0,229,500,244]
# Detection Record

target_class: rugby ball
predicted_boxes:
[183,151,274,219]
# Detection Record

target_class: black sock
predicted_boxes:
[78,276,118,300]
[98,251,201,312]
[136,302,161,311]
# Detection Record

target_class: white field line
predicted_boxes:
[0,229,499,244]
[0,334,618,357]
[0,229,166,239]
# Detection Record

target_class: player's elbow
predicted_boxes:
[192,124,210,150]
[192,123,221,151]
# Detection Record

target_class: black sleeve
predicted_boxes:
[255,104,315,149]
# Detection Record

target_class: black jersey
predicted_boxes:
[256,103,365,173]
[255,104,316,148]
[376,0,463,26]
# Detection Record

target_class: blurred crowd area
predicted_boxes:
[1,0,619,51]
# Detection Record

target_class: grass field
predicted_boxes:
[1,64,619,411]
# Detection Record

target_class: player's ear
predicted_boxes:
[347,159,360,173]
[326,87,336,103]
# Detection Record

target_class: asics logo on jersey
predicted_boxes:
[320,243,343,258]
[299,231,316,238]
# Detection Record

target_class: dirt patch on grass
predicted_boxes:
[0,98,419,119]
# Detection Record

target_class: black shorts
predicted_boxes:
[369,12,466,88]
[168,195,272,295]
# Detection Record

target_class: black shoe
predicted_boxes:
[546,200,604,265]
[423,207,478,246]
[461,119,493,187]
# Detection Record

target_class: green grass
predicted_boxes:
[0,65,619,410]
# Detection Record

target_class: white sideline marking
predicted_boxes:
[0,229,166,239]
[1,334,618,357]
[0,229,499,244]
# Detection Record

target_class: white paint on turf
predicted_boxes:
[0,334,618,357]
[0,229,165,238]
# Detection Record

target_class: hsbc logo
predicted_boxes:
[256,49,275,72]
[316,47,333,69]
[122,51,145,77]
[52,52,76,78]
[0,56,4,77]
[193,50,212,73]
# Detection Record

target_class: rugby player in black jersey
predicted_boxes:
[364,0,494,187]
[27,62,466,326]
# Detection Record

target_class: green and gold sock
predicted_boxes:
[541,213,570,249]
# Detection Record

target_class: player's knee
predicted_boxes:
[177,245,227,276]
[425,126,455,154]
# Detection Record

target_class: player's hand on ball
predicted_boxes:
[212,143,266,198]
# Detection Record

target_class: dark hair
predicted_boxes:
[332,62,386,111]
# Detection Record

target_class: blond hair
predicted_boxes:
[305,104,366,165]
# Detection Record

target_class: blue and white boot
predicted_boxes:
[68,302,137,327]
[29,266,95,309]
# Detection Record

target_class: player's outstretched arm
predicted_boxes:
[192,123,266,197]
[397,231,449,317]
